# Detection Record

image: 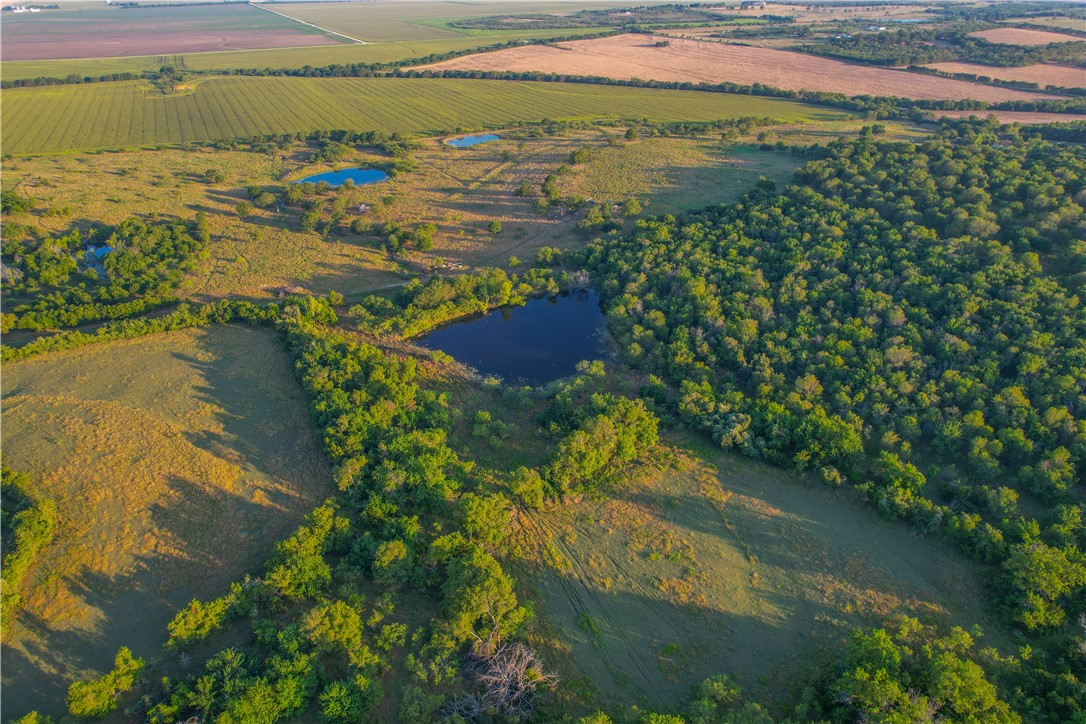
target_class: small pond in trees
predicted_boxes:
[417,290,608,386]
[294,168,388,187]
[446,134,500,148]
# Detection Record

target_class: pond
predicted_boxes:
[294,168,388,187]
[446,134,500,148]
[417,290,608,386]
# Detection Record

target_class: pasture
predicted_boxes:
[421,34,1055,102]
[514,441,1001,712]
[969,27,1086,46]
[925,61,1086,89]
[0,325,332,719]
[0,76,841,155]
[0,4,345,62]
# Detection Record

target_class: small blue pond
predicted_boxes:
[294,168,388,187]
[446,134,500,148]
[417,290,608,386]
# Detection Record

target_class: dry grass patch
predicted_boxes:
[422,34,1053,102]
[926,61,1086,88]
[0,325,332,719]
[935,109,1086,123]
[970,27,1085,45]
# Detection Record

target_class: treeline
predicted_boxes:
[399,67,1086,117]
[1,216,210,333]
[126,297,544,722]
[798,29,1086,68]
[581,127,1086,719]
[0,468,56,634]
[0,299,277,362]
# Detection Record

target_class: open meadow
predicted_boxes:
[421,34,1056,102]
[0,76,841,156]
[0,325,332,719]
[0,4,346,62]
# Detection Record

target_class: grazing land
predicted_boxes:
[0,76,840,155]
[0,325,332,719]
[515,443,999,711]
[1002,16,1086,33]
[925,61,1086,88]
[969,27,1086,46]
[935,109,1086,123]
[421,34,1054,101]
[0,5,346,62]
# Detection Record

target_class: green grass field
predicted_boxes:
[0,325,332,719]
[1,77,845,155]
[515,441,1001,712]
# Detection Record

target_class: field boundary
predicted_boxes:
[249,2,367,45]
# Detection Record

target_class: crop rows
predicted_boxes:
[2,77,839,155]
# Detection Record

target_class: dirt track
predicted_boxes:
[421,34,1055,102]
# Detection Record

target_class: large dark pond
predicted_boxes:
[417,290,608,386]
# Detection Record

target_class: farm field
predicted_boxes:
[0,4,346,62]
[0,325,332,719]
[934,109,1086,123]
[925,61,1086,89]
[969,27,1085,46]
[512,442,1001,711]
[0,76,843,155]
[0,27,617,82]
[1002,16,1086,33]
[267,0,619,42]
[421,34,1055,102]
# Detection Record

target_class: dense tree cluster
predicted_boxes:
[0,467,56,633]
[582,125,1086,718]
[1,216,209,332]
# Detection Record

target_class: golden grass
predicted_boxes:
[969,27,1085,45]
[925,61,1086,88]
[1,324,332,717]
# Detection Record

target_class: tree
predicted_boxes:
[621,197,643,217]
[235,200,254,217]
[67,647,144,718]
[488,220,502,234]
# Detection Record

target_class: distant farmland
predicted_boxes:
[925,61,1086,89]
[969,27,1085,46]
[1,4,347,62]
[421,34,1056,102]
[0,77,845,155]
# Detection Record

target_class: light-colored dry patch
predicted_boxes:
[0,325,332,718]
[970,27,1085,46]
[926,61,1085,89]
[422,34,1052,102]
[936,109,1086,124]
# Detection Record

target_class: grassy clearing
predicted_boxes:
[514,440,1003,713]
[0,325,332,719]
[1,76,843,156]
[556,139,803,215]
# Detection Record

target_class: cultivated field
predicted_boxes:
[0,76,842,155]
[969,27,1085,46]
[925,61,1086,89]
[421,34,1054,102]
[514,442,1000,711]
[935,109,1086,123]
[1001,16,1086,33]
[0,4,346,62]
[0,325,332,719]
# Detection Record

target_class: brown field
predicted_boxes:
[926,61,1085,88]
[422,34,1052,102]
[0,4,345,62]
[1002,16,1085,33]
[969,27,1085,46]
[936,109,1086,124]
